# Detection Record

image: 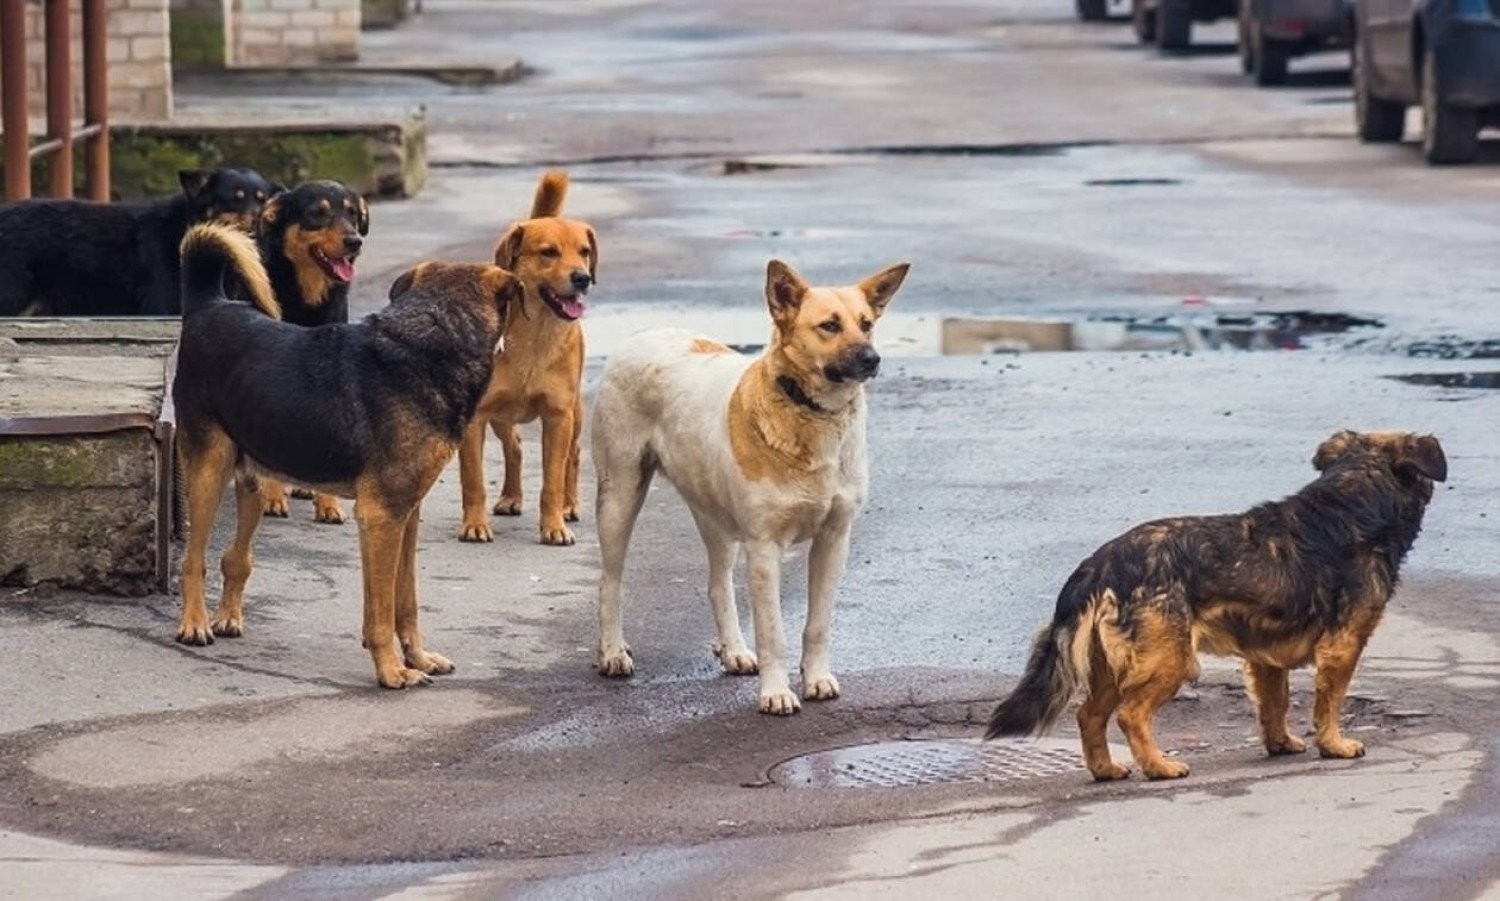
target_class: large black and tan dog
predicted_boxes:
[986,431,1446,781]
[172,223,519,688]
[0,167,279,316]
[251,180,370,524]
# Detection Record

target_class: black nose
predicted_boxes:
[853,345,881,377]
[569,269,592,293]
[343,234,363,254]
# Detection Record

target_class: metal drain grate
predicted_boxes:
[769,739,1085,788]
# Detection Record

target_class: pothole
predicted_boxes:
[1388,372,1500,390]
[768,738,1085,789]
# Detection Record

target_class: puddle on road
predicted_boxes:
[581,309,1382,358]
[1388,372,1500,390]
[1084,177,1184,187]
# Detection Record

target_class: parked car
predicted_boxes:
[1237,0,1353,85]
[1133,0,1239,51]
[1352,0,1500,163]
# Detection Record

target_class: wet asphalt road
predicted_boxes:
[4,0,1500,895]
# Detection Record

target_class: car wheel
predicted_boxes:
[1420,48,1479,164]
[1133,0,1157,43]
[1077,0,1109,22]
[1156,0,1191,49]
[1253,31,1289,86]
[1352,35,1404,142]
[1237,9,1255,73]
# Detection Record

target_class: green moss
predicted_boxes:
[170,11,227,70]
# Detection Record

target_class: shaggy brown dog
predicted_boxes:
[986,431,1446,781]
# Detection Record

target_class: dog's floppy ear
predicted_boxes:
[388,263,429,301]
[1398,434,1447,483]
[179,169,212,199]
[585,226,598,284]
[494,224,525,270]
[487,266,523,309]
[765,259,810,325]
[354,195,370,236]
[1313,430,1360,472]
[258,194,283,233]
[857,262,910,320]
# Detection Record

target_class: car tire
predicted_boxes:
[1237,9,1254,73]
[1420,48,1479,165]
[1133,0,1157,43]
[1077,0,1109,22]
[1352,35,1404,142]
[1156,0,1191,49]
[1253,32,1289,86]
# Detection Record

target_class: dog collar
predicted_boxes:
[777,375,828,415]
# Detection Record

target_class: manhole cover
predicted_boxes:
[768,739,1085,788]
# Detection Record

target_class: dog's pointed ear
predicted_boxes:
[495,224,524,270]
[388,263,428,301]
[766,259,810,326]
[179,169,212,199]
[1313,430,1360,472]
[355,195,370,236]
[585,226,598,284]
[857,262,909,320]
[1399,434,1447,483]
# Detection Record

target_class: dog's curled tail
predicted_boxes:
[530,169,569,219]
[179,223,279,320]
[985,568,1099,740]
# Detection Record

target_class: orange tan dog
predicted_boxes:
[591,259,909,714]
[458,171,596,546]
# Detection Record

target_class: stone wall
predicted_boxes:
[0,0,173,122]
[228,0,359,65]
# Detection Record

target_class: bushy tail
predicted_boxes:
[530,169,569,218]
[179,223,279,320]
[985,570,1098,740]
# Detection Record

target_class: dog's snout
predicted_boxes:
[852,345,881,377]
[343,234,363,254]
[569,269,592,293]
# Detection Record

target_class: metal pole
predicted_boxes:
[82,0,106,200]
[1,0,30,200]
[44,0,71,197]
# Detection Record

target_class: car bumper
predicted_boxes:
[1256,0,1349,41]
[1433,20,1500,107]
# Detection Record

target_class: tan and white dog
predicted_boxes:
[591,259,909,714]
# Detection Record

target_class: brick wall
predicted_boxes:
[0,0,173,122]
[228,0,359,65]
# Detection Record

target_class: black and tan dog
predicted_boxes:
[172,223,519,688]
[987,431,1446,781]
[251,180,370,524]
[0,167,279,316]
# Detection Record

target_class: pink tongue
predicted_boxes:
[561,296,586,319]
[330,258,355,283]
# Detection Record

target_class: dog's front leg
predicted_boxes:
[357,501,431,689]
[1312,607,1383,759]
[803,520,852,702]
[457,419,494,542]
[538,404,577,546]
[747,539,799,715]
[395,504,453,676]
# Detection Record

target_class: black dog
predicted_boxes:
[172,223,520,688]
[0,168,280,316]
[249,180,370,522]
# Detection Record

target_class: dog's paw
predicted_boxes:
[802,672,841,701]
[290,487,315,500]
[313,501,346,525]
[599,643,635,677]
[1266,735,1307,756]
[405,648,455,675]
[540,522,576,546]
[459,520,494,542]
[1143,759,1191,780]
[1318,737,1366,759]
[262,496,290,518]
[564,508,581,523]
[175,621,215,646]
[1090,762,1132,782]
[210,614,244,638]
[376,666,433,689]
[713,643,758,675]
[493,496,523,516]
[758,687,802,716]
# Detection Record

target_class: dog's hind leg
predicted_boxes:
[261,478,291,518]
[357,498,430,689]
[312,491,346,525]
[1244,662,1306,755]
[176,427,235,646]
[594,442,654,678]
[1312,606,1383,759]
[395,504,454,676]
[1113,603,1193,779]
[802,517,853,701]
[694,513,753,675]
[210,473,266,639]
[747,539,799,715]
[493,420,524,517]
[1078,644,1129,780]
[459,419,495,542]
